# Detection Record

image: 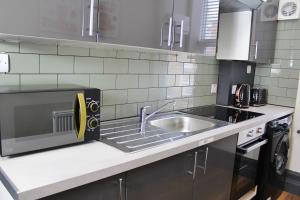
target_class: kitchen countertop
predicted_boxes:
[0,105,294,200]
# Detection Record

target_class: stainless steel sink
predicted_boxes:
[99,112,228,152]
[149,116,215,133]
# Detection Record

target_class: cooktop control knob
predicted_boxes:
[247,130,254,137]
[88,117,98,129]
[89,101,100,113]
[257,128,263,134]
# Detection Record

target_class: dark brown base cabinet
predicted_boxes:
[42,135,237,200]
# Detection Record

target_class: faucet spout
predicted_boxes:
[139,100,176,134]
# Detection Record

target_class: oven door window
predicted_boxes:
[0,90,82,155]
[231,138,267,199]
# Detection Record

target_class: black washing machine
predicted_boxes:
[256,115,292,200]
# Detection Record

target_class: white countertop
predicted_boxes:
[0,105,294,200]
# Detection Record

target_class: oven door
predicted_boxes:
[231,138,268,200]
[0,90,87,156]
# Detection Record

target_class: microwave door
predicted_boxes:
[0,90,84,156]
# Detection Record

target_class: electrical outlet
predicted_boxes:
[211,84,217,94]
[0,54,10,73]
[247,65,252,74]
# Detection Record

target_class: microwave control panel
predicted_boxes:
[84,88,101,141]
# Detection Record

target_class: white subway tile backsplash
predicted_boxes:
[58,74,89,88]
[190,75,218,86]
[4,41,218,119]
[101,106,116,121]
[268,87,287,96]
[20,43,57,54]
[175,75,189,86]
[90,48,117,58]
[104,58,128,74]
[9,54,39,73]
[117,50,139,59]
[139,75,158,88]
[167,87,182,99]
[149,61,168,74]
[90,74,116,90]
[0,42,19,53]
[129,60,150,74]
[21,74,57,88]
[278,78,299,89]
[58,46,89,56]
[74,57,103,74]
[103,90,128,105]
[116,104,138,118]
[160,54,176,62]
[140,52,160,60]
[168,62,183,74]
[159,75,175,87]
[0,74,19,86]
[40,55,74,73]
[116,75,138,89]
[148,88,167,101]
[128,89,148,103]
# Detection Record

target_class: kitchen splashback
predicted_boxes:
[254,19,300,107]
[0,42,218,121]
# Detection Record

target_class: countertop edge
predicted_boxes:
[0,105,295,200]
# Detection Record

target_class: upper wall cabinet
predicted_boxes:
[216,0,278,63]
[0,0,220,55]
[0,0,99,42]
[98,0,173,50]
[172,0,219,55]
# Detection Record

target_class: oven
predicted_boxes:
[0,86,101,156]
[230,124,268,200]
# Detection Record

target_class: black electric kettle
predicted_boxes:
[234,84,251,108]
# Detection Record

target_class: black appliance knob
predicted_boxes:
[88,117,99,129]
[89,101,100,112]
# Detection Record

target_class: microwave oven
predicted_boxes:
[0,86,101,156]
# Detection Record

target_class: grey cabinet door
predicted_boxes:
[98,0,173,50]
[172,0,219,55]
[41,175,126,200]
[249,1,277,64]
[126,153,194,200]
[0,0,98,41]
[193,134,238,200]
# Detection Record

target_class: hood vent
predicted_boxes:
[220,0,265,12]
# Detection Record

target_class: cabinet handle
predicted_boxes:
[197,147,209,175]
[179,20,184,48]
[89,0,95,36]
[119,178,123,200]
[168,17,173,47]
[186,151,198,180]
[254,41,258,60]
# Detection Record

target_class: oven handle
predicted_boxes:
[237,139,268,154]
[76,93,87,140]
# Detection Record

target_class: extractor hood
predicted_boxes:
[238,0,266,9]
[220,0,266,12]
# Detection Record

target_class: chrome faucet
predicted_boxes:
[139,100,176,134]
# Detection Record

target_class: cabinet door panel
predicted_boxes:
[249,1,277,64]
[173,0,219,55]
[193,135,238,200]
[99,0,173,50]
[0,0,98,41]
[41,175,125,200]
[126,153,194,200]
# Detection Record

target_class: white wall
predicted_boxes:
[288,75,300,172]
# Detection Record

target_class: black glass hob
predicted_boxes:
[181,105,264,123]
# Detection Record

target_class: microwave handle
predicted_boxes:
[237,139,268,154]
[76,93,87,140]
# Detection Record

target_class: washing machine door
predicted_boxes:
[273,134,289,175]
